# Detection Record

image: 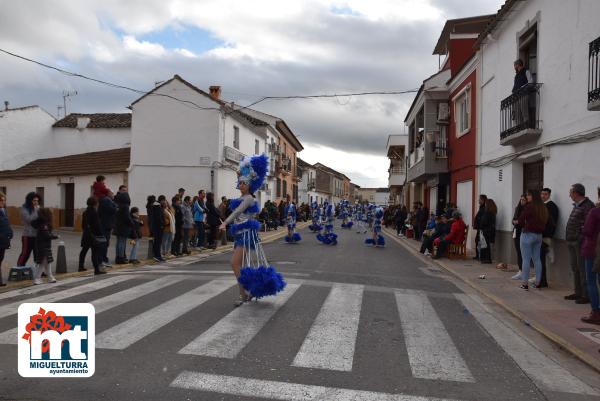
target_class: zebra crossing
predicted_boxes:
[0,273,598,399]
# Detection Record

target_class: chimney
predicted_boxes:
[4,101,8,111]
[209,86,221,100]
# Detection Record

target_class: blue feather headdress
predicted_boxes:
[238,154,268,194]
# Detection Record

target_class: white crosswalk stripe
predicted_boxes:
[179,283,300,358]
[170,371,462,401]
[395,290,475,383]
[0,275,186,344]
[1,275,597,396]
[292,283,363,372]
[0,276,92,301]
[456,293,599,396]
[0,275,134,318]
[95,279,235,349]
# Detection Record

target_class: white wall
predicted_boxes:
[0,107,55,170]
[374,191,390,206]
[478,0,600,239]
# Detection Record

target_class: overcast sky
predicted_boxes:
[0,0,502,187]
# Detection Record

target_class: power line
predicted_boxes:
[0,47,419,114]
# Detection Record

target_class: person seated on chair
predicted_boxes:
[420,215,450,256]
[432,211,466,259]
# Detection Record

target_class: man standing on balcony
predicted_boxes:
[512,59,534,127]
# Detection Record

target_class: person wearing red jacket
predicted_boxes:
[432,211,466,259]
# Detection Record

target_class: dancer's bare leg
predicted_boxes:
[230,246,247,298]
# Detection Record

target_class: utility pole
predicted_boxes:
[62,90,78,117]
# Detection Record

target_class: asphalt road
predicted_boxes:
[0,226,599,401]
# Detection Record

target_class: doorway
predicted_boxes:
[63,183,75,227]
[523,160,544,193]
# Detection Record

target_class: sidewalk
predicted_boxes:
[384,227,600,373]
[1,224,298,289]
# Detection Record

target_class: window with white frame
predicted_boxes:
[454,87,470,137]
[233,126,240,149]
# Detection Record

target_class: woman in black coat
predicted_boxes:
[205,192,222,249]
[0,191,12,286]
[81,197,106,275]
[31,208,58,284]
[479,199,497,264]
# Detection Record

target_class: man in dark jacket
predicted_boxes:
[151,196,167,262]
[472,194,488,260]
[565,183,595,303]
[540,188,559,287]
[114,185,135,264]
[171,196,183,256]
[98,192,117,267]
[0,192,13,286]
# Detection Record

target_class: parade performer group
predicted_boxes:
[284,195,302,243]
[316,201,338,245]
[220,154,286,306]
[365,205,385,247]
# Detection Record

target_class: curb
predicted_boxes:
[382,227,600,374]
[0,223,304,293]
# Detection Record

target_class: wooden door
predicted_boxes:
[64,183,75,227]
[523,160,544,193]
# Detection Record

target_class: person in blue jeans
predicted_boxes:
[193,190,207,248]
[581,188,600,324]
[515,189,548,290]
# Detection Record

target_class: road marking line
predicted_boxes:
[170,371,463,401]
[292,283,363,371]
[95,279,235,349]
[395,291,475,382]
[179,283,300,358]
[0,275,134,318]
[0,275,185,344]
[456,293,599,395]
[0,276,92,301]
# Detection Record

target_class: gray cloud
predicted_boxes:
[0,0,502,183]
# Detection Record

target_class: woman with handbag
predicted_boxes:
[82,197,107,275]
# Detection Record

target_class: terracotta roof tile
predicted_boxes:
[0,148,130,179]
[52,113,131,128]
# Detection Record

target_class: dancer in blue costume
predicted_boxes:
[284,194,302,243]
[316,201,337,245]
[355,203,366,233]
[308,201,322,232]
[365,206,385,247]
[219,154,286,306]
[340,200,354,229]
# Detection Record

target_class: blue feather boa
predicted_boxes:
[317,232,337,245]
[284,232,302,243]
[308,223,322,232]
[377,235,385,246]
[229,220,261,236]
[229,198,260,214]
[238,265,286,298]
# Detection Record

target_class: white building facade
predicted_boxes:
[476,0,600,284]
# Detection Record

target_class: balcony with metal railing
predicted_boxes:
[589,36,600,111]
[500,83,543,146]
[388,166,406,187]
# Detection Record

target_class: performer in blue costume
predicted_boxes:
[219,154,286,306]
[365,206,385,247]
[340,200,354,229]
[284,194,302,243]
[355,203,365,233]
[308,201,322,232]
[316,201,337,245]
